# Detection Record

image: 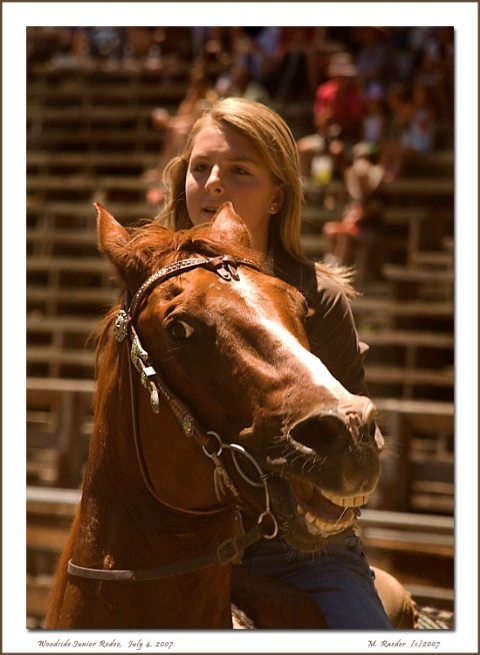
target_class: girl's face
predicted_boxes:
[185,122,282,253]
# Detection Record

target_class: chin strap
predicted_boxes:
[67,515,275,582]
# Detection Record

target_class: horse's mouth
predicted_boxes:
[265,474,369,551]
[252,413,381,549]
[290,475,367,535]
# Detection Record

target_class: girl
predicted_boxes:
[155,97,416,629]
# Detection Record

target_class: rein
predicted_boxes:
[67,521,267,581]
[68,255,279,582]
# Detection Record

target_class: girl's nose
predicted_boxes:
[205,166,224,194]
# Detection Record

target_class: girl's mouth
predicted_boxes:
[202,206,221,217]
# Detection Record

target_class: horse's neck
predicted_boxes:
[56,445,236,627]
[79,347,228,551]
[52,346,236,628]
[53,501,236,628]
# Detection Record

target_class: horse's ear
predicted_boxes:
[96,202,132,264]
[96,203,139,290]
[211,202,251,248]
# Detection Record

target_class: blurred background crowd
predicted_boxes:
[28,25,454,148]
[28,26,454,265]
[28,25,454,253]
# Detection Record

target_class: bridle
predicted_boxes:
[68,255,279,582]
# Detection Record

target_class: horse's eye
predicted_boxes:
[168,319,194,340]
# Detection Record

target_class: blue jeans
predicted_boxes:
[241,533,393,629]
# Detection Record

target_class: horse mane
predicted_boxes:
[45,510,81,627]
[126,220,270,273]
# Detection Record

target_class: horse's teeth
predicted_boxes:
[322,492,369,507]
[348,495,368,507]
[296,493,369,526]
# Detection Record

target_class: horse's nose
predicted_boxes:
[355,418,384,452]
[337,396,383,449]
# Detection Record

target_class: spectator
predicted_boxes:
[380,80,437,182]
[319,78,387,268]
[268,26,326,101]
[143,64,218,204]
[215,63,271,105]
[362,80,388,147]
[67,27,128,63]
[323,143,384,266]
[297,52,363,179]
[388,27,416,84]
[235,27,283,88]
[400,81,437,153]
[353,26,390,92]
[411,27,453,130]
[197,28,282,92]
[201,27,243,65]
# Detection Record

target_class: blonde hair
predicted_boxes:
[156,97,355,293]
[156,97,306,262]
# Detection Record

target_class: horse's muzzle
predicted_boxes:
[283,408,383,496]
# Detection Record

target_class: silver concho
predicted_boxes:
[114,309,129,342]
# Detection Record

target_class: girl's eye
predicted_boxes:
[168,319,195,340]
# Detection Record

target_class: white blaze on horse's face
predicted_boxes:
[223,269,383,551]
[233,272,378,446]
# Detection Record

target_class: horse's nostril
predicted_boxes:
[290,414,348,450]
[355,421,384,452]
[358,421,376,442]
[291,415,382,451]
[357,421,384,451]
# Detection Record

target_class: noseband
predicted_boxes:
[68,255,279,582]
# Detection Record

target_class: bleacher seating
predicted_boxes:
[26,48,454,627]
[27,378,94,487]
[370,399,454,515]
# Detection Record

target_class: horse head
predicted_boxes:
[97,202,383,554]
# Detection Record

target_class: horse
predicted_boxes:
[45,202,383,629]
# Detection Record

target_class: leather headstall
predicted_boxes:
[115,255,261,441]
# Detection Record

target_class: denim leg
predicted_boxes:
[241,534,393,630]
